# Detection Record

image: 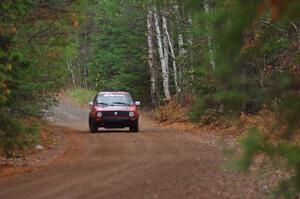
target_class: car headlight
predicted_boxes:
[129,111,135,117]
[97,112,102,118]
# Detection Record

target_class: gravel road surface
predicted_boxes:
[0,98,270,199]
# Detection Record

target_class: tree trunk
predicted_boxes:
[174,4,185,92]
[153,7,171,100]
[162,15,169,80]
[67,61,75,86]
[164,18,180,93]
[188,14,195,91]
[83,22,89,89]
[187,15,194,62]
[178,34,186,56]
[203,0,216,70]
[174,4,186,57]
[147,9,158,107]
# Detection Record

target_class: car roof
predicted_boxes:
[98,91,130,95]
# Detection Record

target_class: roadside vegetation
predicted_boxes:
[67,89,96,106]
[1,0,300,197]
[0,0,86,157]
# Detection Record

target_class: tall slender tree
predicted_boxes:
[153,6,171,100]
[147,9,158,107]
[203,0,215,70]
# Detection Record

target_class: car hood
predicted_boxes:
[94,105,135,111]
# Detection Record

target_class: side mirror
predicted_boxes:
[89,102,93,106]
[135,101,141,106]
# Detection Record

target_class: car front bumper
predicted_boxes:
[96,117,137,128]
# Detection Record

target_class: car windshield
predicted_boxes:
[96,94,134,106]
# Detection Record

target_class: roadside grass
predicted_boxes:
[67,89,96,106]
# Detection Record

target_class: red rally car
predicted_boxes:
[88,91,140,133]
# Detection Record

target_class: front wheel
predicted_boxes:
[130,120,139,133]
[89,117,98,133]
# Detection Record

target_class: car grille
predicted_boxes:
[101,111,129,117]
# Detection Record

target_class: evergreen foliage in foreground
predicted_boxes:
[183,0,300,197]
[0,0,84,157]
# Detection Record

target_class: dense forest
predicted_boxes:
[1,0,300,197]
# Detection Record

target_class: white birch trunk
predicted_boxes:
[187,15,193,53]
[83,22,89,89]
[174,4,185,91]
[153,7,171,100]
[67,61,75,86]
[188,15,194,73]
[164,18,180,93]
[203,0,216,70]
[162,15,169,77]
[177,36,183,92]
[178,34,186,56]
[174,5,186,57]
[147,10,158,106]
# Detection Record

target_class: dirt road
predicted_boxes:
[0,98,270,199]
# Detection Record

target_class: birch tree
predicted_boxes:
[147,9,158,106]
[203,0,216,70]
[174,4,186,57]
[153,7,171,100]
[163,16,180,93]
[187,15,193,60]
[82,20,89,89]
[162,15,169,80]
[67,61,75,86]
[174,4,186,91]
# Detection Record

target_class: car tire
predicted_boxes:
[89,117,98,133]
[130,120,139,133]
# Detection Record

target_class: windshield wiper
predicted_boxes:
[112,102,128,105]
[97,102,110,106]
